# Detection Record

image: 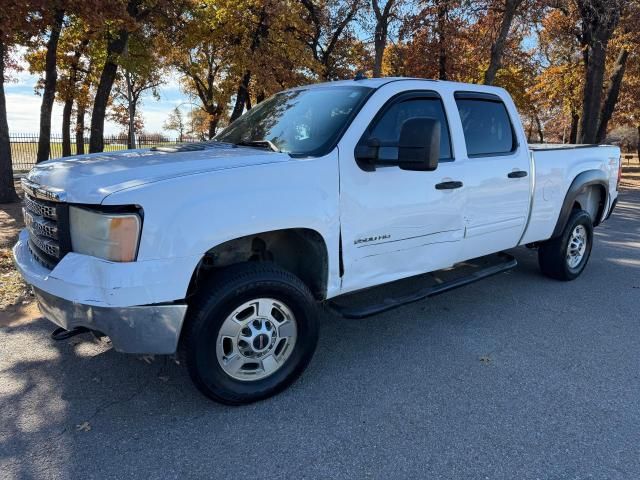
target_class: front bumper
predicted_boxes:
[13,229,192,354]
[33,287,186,354]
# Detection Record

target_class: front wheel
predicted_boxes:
[182,263,319,405]
[538,209,594,281]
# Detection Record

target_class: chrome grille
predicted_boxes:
[23,192,67,268]
[23,208,58,239]
[24,195,57,219]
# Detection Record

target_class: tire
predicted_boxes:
[182,262,319,405]
[538,209,593,281]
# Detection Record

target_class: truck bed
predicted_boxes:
[520,144,620,245]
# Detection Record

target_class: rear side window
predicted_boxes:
[370,96,453,160]
[455,94,516,157]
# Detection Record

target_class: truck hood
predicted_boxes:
[25,145,292,204]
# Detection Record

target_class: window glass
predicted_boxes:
[455,98,515,156]
[370,97,452,160]
[215,86,371,156]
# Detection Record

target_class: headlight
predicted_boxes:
[69,206,141,262]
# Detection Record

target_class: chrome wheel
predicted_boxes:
[216,298,297,381]
[566,224,588,269]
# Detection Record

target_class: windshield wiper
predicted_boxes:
[235,140,280,152]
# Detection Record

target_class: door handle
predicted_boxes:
[507,170,528,178]
[435,180,463,190]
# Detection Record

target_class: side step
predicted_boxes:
[327,252,517,319]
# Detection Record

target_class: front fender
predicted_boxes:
[102,152,342,297]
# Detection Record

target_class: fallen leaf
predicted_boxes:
[479,355,492,363]
[138,355,155,364]
[158,375,170,382]
[76,422,91,432]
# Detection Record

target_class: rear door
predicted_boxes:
[453,92,531,259]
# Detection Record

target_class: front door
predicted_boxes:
[338,87,466,294]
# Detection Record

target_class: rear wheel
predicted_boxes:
[182,262,319,405]
[538,209,593,281]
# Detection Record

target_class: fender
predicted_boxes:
[551,170,608,238]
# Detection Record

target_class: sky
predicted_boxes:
[5,64,191,136]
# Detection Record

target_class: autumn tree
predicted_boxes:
[483,0,526,85]
[31,3,65,163]
[371,0,399,77]
[1,0,45,202]
[163,106,186,142]
[166,1,233,138]
[110,31,163,148]
[300,0,366,80]
[54,18,92,157]
[574,0,624,143]
[226,0,316,122]
[88,0,180,153]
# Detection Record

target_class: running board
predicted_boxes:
[327,252,517,319]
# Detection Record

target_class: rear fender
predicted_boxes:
[551,170,608,238]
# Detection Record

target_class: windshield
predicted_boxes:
[215,86,372,156]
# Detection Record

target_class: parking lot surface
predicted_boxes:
[1,186,639,479]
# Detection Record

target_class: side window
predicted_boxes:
[370,97,453,160]
[454,95,516,157]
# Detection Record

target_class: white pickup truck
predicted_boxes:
[14,77,622,404]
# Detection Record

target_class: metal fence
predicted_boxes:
[10,133,200,172]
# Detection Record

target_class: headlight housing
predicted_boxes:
[69,206,142,262]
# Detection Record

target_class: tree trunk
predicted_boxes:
[230,71,251,123]
[61,97,73,156]
[36,8,65,163]
[207,106,223,139]
[125,71,136,149]
[372,17,388,78]
[577,40,607,144]
[535,114,544,143]
[89,29,129,153]
[437,0,448,80]
[483,0,520,85]
[75,105,85,155]
[256,91,266,103]
[208,117,219,139]
[569,111,579,144]
[372,0,394,78]
[0,39,19,203]
[595,48,628,143]
[636,124,640,161]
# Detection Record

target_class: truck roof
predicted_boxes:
[288,76,507,94]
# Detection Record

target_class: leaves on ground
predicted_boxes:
[76,422,91,432]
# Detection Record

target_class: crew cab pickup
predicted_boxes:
[13,77,622,404]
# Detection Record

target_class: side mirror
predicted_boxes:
[397,117,440,171]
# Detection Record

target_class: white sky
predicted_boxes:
[4,65,191,136]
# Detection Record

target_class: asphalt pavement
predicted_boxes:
[1,187,639,479]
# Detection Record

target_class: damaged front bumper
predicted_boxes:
[12,229,189,354]
[33,287,186,354]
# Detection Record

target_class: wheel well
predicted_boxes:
[572,184,606,226]
[187,229,329,300]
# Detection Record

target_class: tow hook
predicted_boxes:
[51,326,91,341]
